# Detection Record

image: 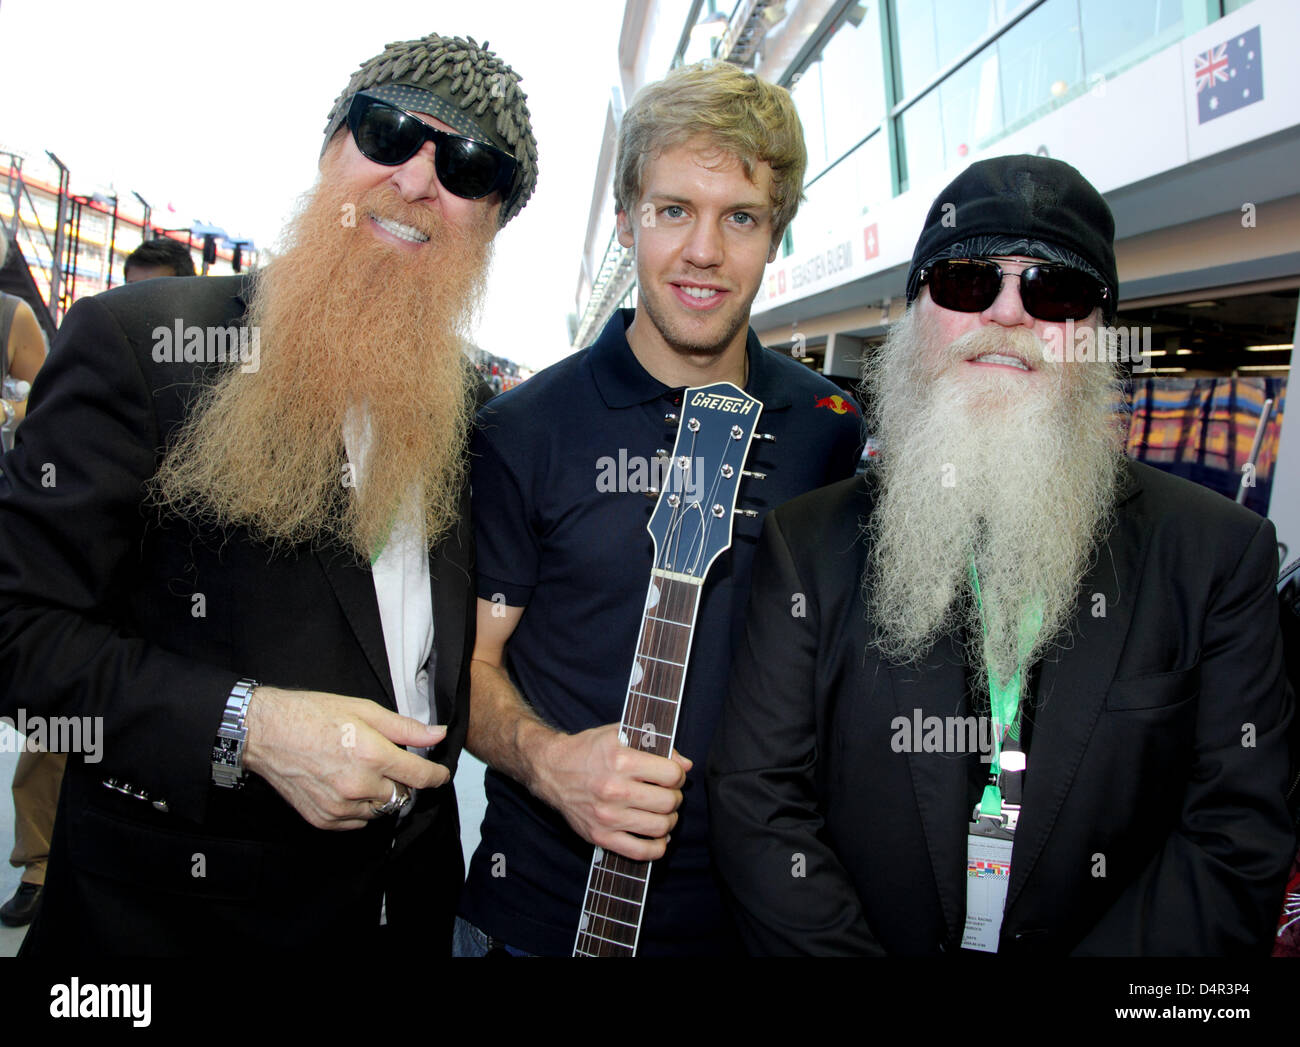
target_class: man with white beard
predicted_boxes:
[707,155,1295,955]
[0,32,537,955]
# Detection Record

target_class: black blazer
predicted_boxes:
[0,275,475,955]
[707,463,1295,955]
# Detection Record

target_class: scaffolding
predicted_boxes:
[1,149,258,327]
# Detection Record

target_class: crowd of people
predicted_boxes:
[0,28,1293,959]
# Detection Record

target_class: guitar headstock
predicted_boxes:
[647,382,764,580]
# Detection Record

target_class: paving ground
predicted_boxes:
[0,723,489,957]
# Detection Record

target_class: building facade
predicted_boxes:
[573,0,1299,554]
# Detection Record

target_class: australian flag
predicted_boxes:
[1195,25,1263,124]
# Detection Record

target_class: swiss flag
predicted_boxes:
[863,223,879,260]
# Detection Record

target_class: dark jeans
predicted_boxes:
[452,915,534,957]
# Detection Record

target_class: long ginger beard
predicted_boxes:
[153,159,494,559]
[861,304,1125,692]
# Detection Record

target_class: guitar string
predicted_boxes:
[583,419,743,950]
[582,422,703,949]
[581,429,695,950]
[587,426,717,947]
[601,426,702,941]
[590,428,732,948]
[579,411,747,953]
[586,426,741,953]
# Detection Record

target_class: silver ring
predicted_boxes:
[373,782,405,816]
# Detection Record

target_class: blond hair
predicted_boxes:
[615,61,806,245]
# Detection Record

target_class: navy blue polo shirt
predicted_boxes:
[460,309,863,956]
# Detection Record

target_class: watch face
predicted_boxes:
[213,738,240,764]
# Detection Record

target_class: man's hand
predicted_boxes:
[242,686,449,830]
[467,599,692,861]
[529,721,692,862]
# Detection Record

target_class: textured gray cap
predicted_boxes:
[322,33,538,227]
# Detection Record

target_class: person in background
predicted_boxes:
[123,237,197,283]
[0,231,52,928]
[0,233,47,429]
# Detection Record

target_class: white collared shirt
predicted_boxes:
[342,406,434,737]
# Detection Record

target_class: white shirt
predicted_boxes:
[342,407,434,737]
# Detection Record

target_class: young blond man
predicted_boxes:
[457,61,863,956]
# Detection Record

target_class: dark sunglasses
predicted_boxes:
[918,257,1109,322]
[346,92,517,201]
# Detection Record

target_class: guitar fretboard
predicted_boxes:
[573,571,702,957]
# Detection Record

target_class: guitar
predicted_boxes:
[573,380,765,957]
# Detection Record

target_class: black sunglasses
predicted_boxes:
[346,92,517,201]
[918,258,1109,322]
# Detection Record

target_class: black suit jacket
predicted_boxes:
[0,275,475,955]
[707,463,1295,955]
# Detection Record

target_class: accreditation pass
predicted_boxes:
[962,831,1013,952]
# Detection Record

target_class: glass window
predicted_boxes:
[788,133,891,255]
[898,45,1001,192]
[1080,0,1185,82]
[791,3,887,180]
[897,87,944,194]
[649,0,703,72]
[891,0,1032,98]
[996,0,1083,131]
[817,2,888,163]
[937,46,1002,165]
[893,0,1215,186]
[790,61,830,175]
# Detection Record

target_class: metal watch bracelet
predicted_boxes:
[212,678,258,789]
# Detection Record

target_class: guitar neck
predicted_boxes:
[572,379,763,957]
[573,570,703,957]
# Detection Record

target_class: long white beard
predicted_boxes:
[861,306,1124,691]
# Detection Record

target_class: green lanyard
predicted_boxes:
[968,559,1043,819]
[368,511,401,566]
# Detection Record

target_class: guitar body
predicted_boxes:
[573,382,763,957]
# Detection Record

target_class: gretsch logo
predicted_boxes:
[689,391,754,414]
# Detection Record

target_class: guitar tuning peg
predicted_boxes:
[643,487,660,499]
[734,508,759,519]
[664,412,679,427]
[654,449,670,460]
[752,432,776,443]
[742,470,767,481]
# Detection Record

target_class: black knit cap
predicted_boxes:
[905,155,1118,319]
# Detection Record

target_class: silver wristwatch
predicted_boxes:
[212,678,258,789]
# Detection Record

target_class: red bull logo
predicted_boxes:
[813,394,858,417]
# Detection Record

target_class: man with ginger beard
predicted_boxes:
[707,155,1295,956]
[0,32,538,955]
